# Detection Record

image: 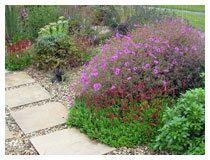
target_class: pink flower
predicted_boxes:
[154,60,159,64]
[162,80,167,85]
[69,82,71,86]
[133,67,137,71]
[93,83,101,91]
[153,46,158,50]
[180,52,183,55]
[142,66,146,69]
[115,68,120,75]
[22,12,28,18]
[192,46,197,50]
[71,103,75,107]
[127,77,132,80]
[161,46,165,50]
[82,87,86,91]
[156,48,161,52]
[132,51,136,56]
[111,86,116,90]
[68,97,72,101]
[154,40,159,43]
[188,27,192,32]
[145,63,150,67]
[185,47,189,51]
[127,68,131,71]
[154,69,158,74]
[155,19,159,23]
[167,44,170,48]
[72,87,75,91]
[125,62,129,66]
[163,40,169,44]
[175,47,179,51]
[172,60,176,65]
[164,69,169,72]
[144,43,149,48]
[149,37,154,41]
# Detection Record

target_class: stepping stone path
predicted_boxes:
[5,70,114,155]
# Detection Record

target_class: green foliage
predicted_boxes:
[151,88,205,154]
[200,73,205,84]
[33,34,80,70]
[22,5,60,40]
[5,5,18,42]
[5,48,32,71]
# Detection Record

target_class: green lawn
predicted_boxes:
[147,5,205,13]
[172,11,205,31]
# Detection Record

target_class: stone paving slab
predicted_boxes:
[30,128,115,155]
[5,126,13,139]
[5,72,35,88]
[11,102,68,134]
[5,84,51,108]
[5,69,11,74]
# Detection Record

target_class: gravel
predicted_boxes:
[5,65,171,155]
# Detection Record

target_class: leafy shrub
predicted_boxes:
[67,82,176,147]
[90,6,120,28]
[5,40,33,70]
[75,17,205,97]
[33,34,80,70]
[151,88,205,154]
[21,5,60,40]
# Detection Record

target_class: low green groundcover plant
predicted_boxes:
[150,88,205,154]
[67,82,176,147]
[5,39,33,71]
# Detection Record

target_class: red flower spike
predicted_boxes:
[150,94,153,101]
[106,112,109,117]
[124,83,127,90]
[116,86,119,93]
[173,90,175,97]
[110,113,114,121]
[99,104,103,109]
[142,118,144,123]
[160,101,163,105]
[124,110,127,116]
[155,99,158,105]
[138,106,141,116]
[183,79,186,87]
[123,117,126,123]
[134,104,136,110]
[136,94,139,102]
[135,85,138,92]
[157,105,160,111]
[151,121,154,127]
[128,116,130,121]
[130,106,133,117]
[117,113,119,119]
[146,128,151,134]
[135,114,139,121]
[112,98,115,105]
[144,101,148,111]
[96,107,99,112]
[149,103,152,109]
[168,97,172,105]
[150,88,153,95]
[121,99,124,108]
[125,99,128,108]
[98,95,101,100]
[130,96,133,102]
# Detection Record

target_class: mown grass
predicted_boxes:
[147,5,205,13]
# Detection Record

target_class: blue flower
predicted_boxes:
[80,25,83,28]
[60,21,63,24]
[83,25,86,28]
[68,16,71,20]
[94,35,97,39]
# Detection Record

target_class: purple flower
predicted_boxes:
[167,44,170,48]
[153,46,158,50]
[133,67,137,71]
[111,86,116,90]
[94,35,97,39]
[68,16,71,20]
[82,87,86,91]
[145,63,150,67]
[154,60,159,64]
[192,46,197,50]
[178,18,182,22]
[154,40,159,43]
[80,25,83,28]
[156,48,161,52]
[149,37,154,41]
[71,103,75,107]
[132,51,136,56]
[175,47,179,51]
[83,63,86,66]
[127,68,131,71]
[164,69,169,72]
[144,43,149,48]
[142,66,146,69]
[72,87,75,91]
[163,40,169,44]
[68,97,72,101]
[83,25,86,28]
[185,47,189,51]
[93,83,101,91]
[162,80,167,85]
[125,62,129,66]
[155,19,159,23]
[180,52,183,55]
[127,77,132,80]
[22,12,28,18]
[131,59,135,62]
[188,27,192,32]
[161,46,165,50]
[154,69,158,74]
[115,68,120,75]
[69,82,71,86]
[172,61,177,65]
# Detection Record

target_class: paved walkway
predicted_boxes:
[5,70,114,155]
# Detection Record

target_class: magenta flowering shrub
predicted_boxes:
[75,17,205,96]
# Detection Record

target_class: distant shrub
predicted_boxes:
[33,34,80,70]
[75,17,205,96]
[151,88,205,154]
[5,40,33,70]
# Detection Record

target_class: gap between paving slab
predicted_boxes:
[30,128,115,155]
[5,84,51,108]
[5,72,35,88]
[11,102,68,134]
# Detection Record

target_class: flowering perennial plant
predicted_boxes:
[5,39,33,70]
[67,81,177,147]
[75,17,204,96]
